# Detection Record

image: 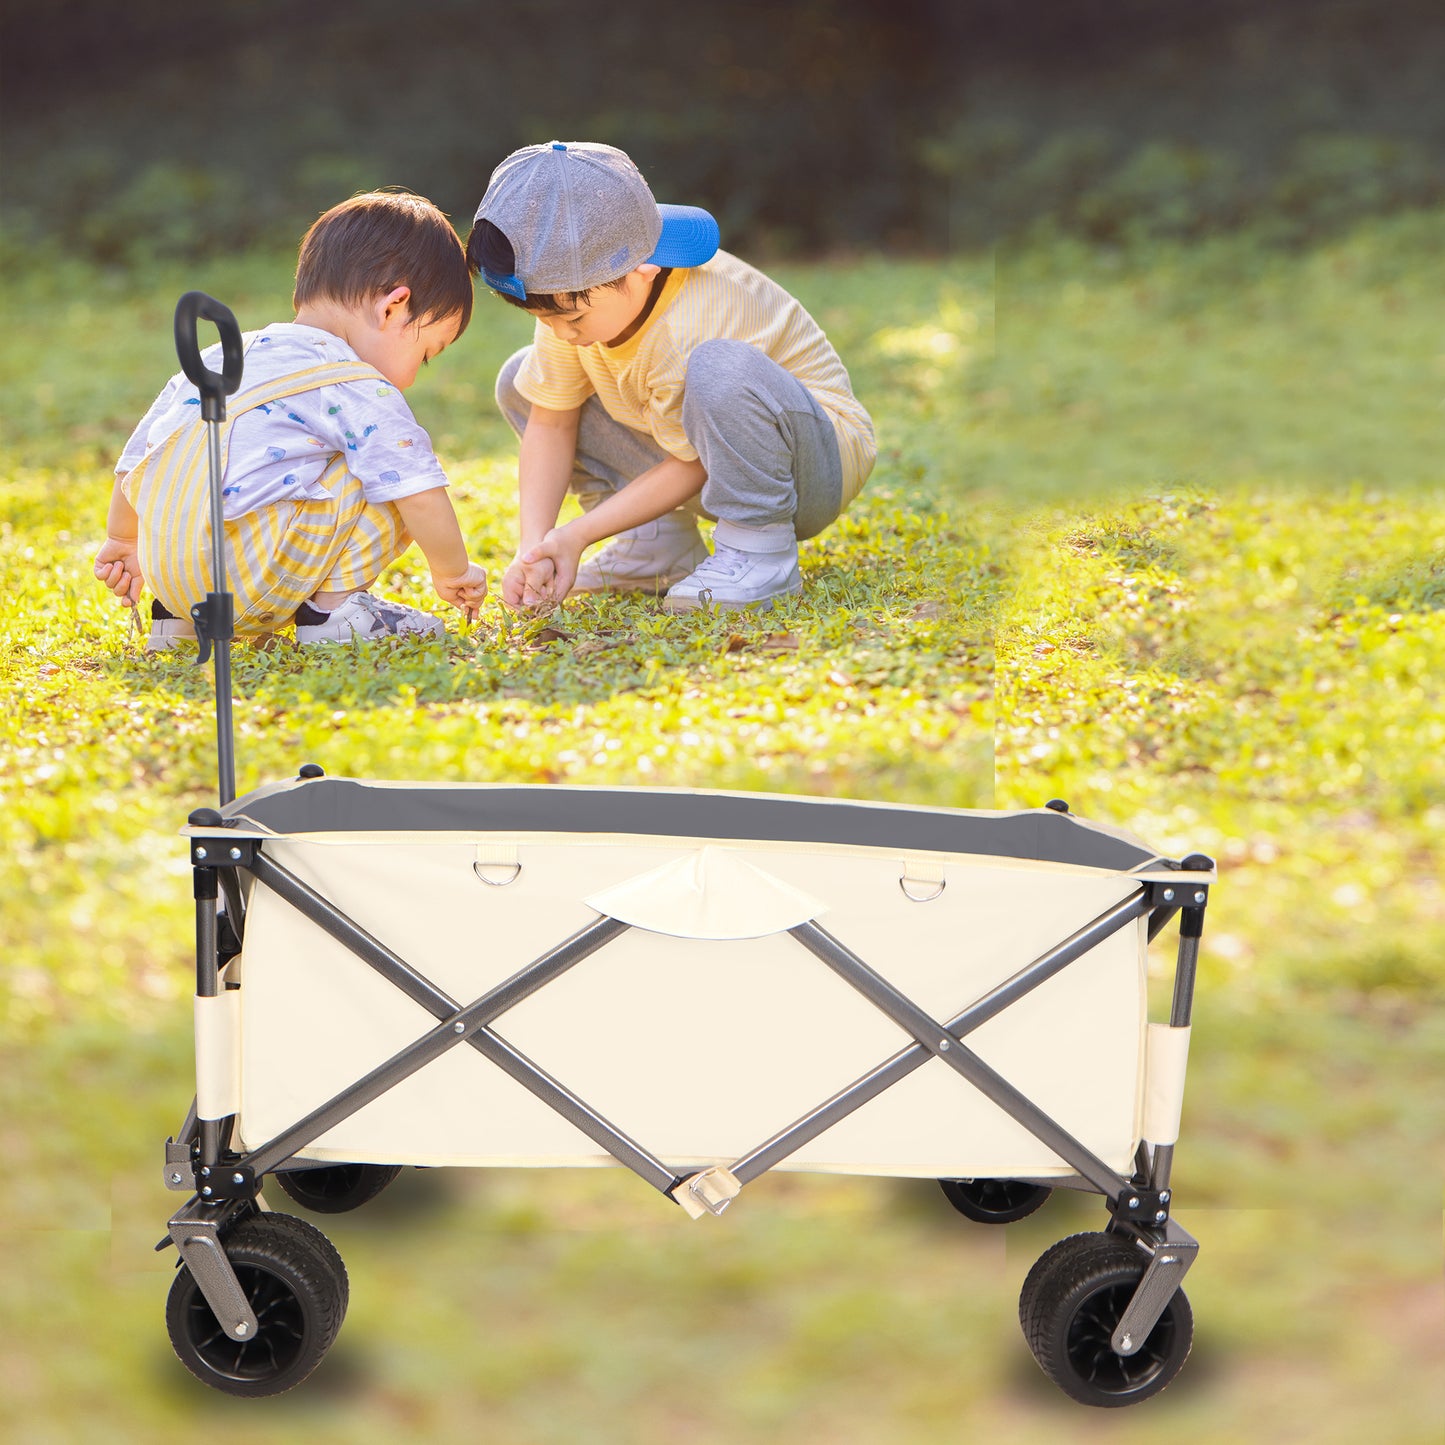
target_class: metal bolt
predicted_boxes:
[938,1039,950,1051]
[1162,888,1174,902]
[1154,1210,1167,1222]
[453,1021,465,1034]
[195,847,208,860]
[1127,1195,1140,1209]
[229,847,242,861]
[1193,890,1206,904]
[234,1322,249,1337]
[1119,1333,1134,1352]
[200,1186,213,1198]
[232,1173,245,1185]
[199,1166,211,1178]
[1160,1191,1170,1204]
[169,1172,183,1184]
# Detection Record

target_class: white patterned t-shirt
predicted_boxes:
[115,323,449,520]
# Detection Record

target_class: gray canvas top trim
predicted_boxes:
[221,779,1162,872]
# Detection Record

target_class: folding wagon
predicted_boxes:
[156,296,1216,1407]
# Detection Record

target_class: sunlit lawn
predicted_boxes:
[2,223,1443,1441]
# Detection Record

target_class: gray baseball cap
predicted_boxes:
[473,141,720,300]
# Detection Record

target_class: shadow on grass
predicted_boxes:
[997,1321,1228,1414]
[143,1330,377,1412]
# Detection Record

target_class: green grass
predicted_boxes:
[996,487,1445,1008]
[973,212,1445,497]
[3,225,1444,1440]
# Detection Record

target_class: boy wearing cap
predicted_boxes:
[469,141,875,612]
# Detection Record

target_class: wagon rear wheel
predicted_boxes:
[273,1162,402,1214]
[1020,1233,1192,1407]
[938,1176,1052,1223]
[166,1214,346,1397]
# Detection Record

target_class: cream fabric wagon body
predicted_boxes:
[166,774,1214,1405]
[210,780,1187,1189]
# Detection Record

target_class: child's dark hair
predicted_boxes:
[465,218,630,314]
[294,191,473,334]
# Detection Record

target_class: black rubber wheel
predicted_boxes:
[273,1162,402,1214]
[249,1207,350,1312]
[938,1176,1052,1223]
[1020,1233,1192,1407]
[1018,1230,1098,1329]
[166,1214,346,1397]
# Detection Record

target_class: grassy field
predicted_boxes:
[2,221,1443,1441]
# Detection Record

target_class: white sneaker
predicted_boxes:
[572,512,709,594]
[145,617,197,653]
[662,540,803,613]
[144,619,276,652]
[295,592,445,643]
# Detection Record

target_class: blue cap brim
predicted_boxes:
[482,268,529,301]
[647,205,720,269]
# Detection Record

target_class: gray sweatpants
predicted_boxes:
[494,339,844,541]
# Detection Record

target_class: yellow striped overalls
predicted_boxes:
[122,360,411,635]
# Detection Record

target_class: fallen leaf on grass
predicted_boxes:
[911,601,949,620]
[723,632,801,656]
[573,637,632,658]
[759,632,800,653]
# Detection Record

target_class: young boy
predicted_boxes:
[467,141,875,612]
[94,191,488,649]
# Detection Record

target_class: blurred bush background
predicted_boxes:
[4,0,1445,265]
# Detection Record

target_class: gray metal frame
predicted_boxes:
[168,1203,259,1341]
[1110,1220,1200,1355]
[171,842,1207,1348]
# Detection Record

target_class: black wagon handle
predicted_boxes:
[174,292,243,422]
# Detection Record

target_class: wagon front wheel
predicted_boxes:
[248,1206,350,1312]
[938,1176,1052,1223]
[166,1215,345,1397]
[1020,1234,1192,1407]
[273,1162,402,1214]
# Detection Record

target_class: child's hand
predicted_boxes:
[521,525,586,604]
[432,562,489,611]
[501,554,558,611]
[93,537,144,607]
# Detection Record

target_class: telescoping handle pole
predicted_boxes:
[174,292,244,806]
